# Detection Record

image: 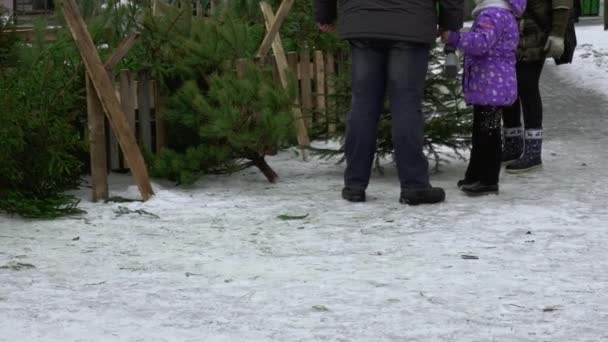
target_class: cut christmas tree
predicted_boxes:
[151,60,295,184]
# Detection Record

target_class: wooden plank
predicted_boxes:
[270,58,280,83]
[9,27,59,42]
[137,70,153,152]
[236,58,247,78]
[314,50,326,132]
[195,0,203,17]
[61,0,154,201]
[104,33,139,70]
[299,49,313,128]
[107,74,121,171]
[261,2,310,160]
[325,52,337,135]
[287,52,299,91]
[256,0,294,58]
[154,81,167,152]
[86,75,108,201]
[119,70,136,168]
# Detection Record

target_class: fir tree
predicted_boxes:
[0,21,86,218]
[151,61,294,184]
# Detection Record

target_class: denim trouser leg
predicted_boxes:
[386,42,431,189]
[344,41,387,191]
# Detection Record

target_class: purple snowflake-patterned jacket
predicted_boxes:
[448,0,527,107]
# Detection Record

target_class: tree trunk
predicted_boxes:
[252,157,278,183]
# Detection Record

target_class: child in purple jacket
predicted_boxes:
[442,0,526,196]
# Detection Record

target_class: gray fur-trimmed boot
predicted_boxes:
[506,129,543,173]
[501,126,524,163]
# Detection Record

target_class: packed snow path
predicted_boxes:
[2,28,608,341]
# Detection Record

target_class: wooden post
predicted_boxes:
[256,0,294,59]
[86,75,108,201]
[81,31,139,197]
[314,50,326,133]
[299,50,313,128]
[325,53,336,135]
[61,0,154,201]
[259,1,310,160]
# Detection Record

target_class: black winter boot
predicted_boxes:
[501,126,524,163]
[506,129,543,173]
[460,106,502,192]
[458,121,482,188]
[400,187,445,205]
[342,187,366,202]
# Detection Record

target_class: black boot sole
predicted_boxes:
[505,163,543,174]
[462,188,499,196]
[457,179,477,189]
[461,182,499,196]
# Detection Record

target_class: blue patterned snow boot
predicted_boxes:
[501,126,524,163]
[506,129,543,173]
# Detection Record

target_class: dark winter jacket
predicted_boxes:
[518,0,573,61]
[314,0,465,44]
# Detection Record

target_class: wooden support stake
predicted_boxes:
[104,33,139,70]
[326,53,337,135]
[256,0,294,59]
[314,50,326,132]
[260,1,310,160]
[299,49,313,128]
[86,75,108,202]
[61,0,154,201]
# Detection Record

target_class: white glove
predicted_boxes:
[544,35,565,59]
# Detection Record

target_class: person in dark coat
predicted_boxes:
[501,0,573,172]
[314,0,464,205]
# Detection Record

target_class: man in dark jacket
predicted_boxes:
[314,0,464,204]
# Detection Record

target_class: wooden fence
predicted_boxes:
[242,50,340,135]
[97,70,165,171]
[101,50,340,170]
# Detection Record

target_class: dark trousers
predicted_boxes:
[503,60,545,129]
[466,106,503,184]
[344,39,431,190]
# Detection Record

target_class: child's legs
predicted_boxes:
[473,106,503,184]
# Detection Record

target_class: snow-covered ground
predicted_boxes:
[1,26,608,342]
[555,22,608,98]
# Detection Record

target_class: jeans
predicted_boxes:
[344,39,431,191]
[503,60,545,129]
